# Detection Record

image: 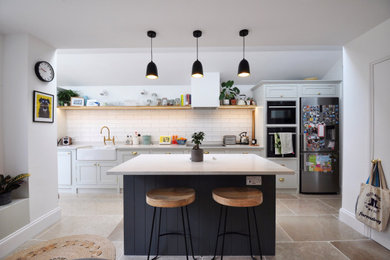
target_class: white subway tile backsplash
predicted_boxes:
[64,109,252,144]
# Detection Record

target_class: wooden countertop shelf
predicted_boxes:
[57,105,258,110]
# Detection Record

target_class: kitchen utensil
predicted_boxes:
[162,98,168,106]
[239,132,250,145]
[142,135,152,145]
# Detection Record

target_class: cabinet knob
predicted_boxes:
[165,152,171,154]
[67,152,71,155]
[280,163,286,166]
[132,152,138,155]
[242,152,249,154]
[279,178,285,182]
[204,151,210,154]
[280,95,284,98]
[97,163,100,166]
[318,92,321,95]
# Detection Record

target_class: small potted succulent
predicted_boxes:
[57,89,79,106]
[219,80,240,105]
[0,173,30,206]
[191,131,205,162]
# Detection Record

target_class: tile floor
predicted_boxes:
[9,192,390,260]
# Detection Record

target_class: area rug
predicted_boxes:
[6,234,116,260]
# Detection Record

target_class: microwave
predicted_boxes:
[267,100,296,125]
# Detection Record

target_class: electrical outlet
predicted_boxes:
[246,176,262,186]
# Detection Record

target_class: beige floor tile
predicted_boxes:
[276,193,297,199]
[296,193,341,199]
[112,241,124,260]
[278,215,367,241]
[276,200,295,216]
[35,215,123,240]
[279,198,338,216]
[276,224,292,242]
[59,198,123,216]
[108,218,124,241]
[318,198,341,210]
[331,240,390,260]
[265,242,348,260]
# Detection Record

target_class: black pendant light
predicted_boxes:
[238,29,250,77]
[146,30,158,79]
[192,30,204,78]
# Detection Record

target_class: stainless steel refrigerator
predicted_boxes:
[300,97,339,193]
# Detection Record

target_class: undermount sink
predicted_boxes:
[77,145,117,161]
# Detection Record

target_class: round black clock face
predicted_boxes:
[35,61,54,82]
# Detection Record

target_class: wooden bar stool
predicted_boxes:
[211,187,263,260]
[146,187,196,260]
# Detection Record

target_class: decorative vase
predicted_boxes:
[230,99,237,105]
[0,191,12,206]
[191,149,204,162]
[223,99,230,105]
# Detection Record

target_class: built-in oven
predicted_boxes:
[267,101,296,125]
[267,127,297,158]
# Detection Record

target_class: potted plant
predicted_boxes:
[219,80,240,105]
[57,89,79,106]
[191,131,205,162]
[0,173,30,206]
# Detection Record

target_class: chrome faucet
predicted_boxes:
[100,126,115,145]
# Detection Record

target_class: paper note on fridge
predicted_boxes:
[318,124,325,137]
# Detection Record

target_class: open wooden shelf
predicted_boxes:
[57,105,258,110]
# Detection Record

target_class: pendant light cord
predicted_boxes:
[196,37,199,60]
[243,36,245,59]
[150,37,153,61]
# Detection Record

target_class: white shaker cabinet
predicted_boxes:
[58,151,72,187]
[301,84,338,97]
[191,72,220,107]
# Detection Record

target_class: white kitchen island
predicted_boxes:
[108,154,294,257]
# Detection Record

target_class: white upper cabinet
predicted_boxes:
[301,84,338,97]
[191,72,220,107]
[265,85,298,98]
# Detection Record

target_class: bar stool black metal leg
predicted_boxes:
[220,206,228,260]
[181,207,189,260]
[185,206,196,260]
[152,208,162,260]
[252,208,263,260]
[147,207,157,260]
[212,206,224,260]
[246,208,255,260]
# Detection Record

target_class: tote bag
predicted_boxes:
[355,160,390,232]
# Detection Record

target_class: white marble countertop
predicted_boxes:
[57,143,264,151]
[107,154,294,176]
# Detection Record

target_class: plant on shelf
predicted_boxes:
[219,80,240,105]
[0,173,30,206]
[57,89,79,106]
[191,131,205,162]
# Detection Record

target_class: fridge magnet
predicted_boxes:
[33,90,54,123]
[71,97,84,106]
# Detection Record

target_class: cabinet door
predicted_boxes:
[99,163,118,185]
[265,85,298,98]
[269,159,298,189]
[77,163,98,184]
[150,149,185,154]
[301,85,337,97]
[58,151,72,186]
[121,150,150,162]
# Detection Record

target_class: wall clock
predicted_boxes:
[34,61,54,82]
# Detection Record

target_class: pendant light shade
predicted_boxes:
[238,29,250,77]
[192,30,204,78]
[146,31,158,79]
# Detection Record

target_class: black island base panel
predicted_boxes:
[123,175,276,256]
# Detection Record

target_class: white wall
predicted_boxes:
[322,58,343,80]
[0,33,4,173]
[0,33,60,256]
[341,18,390,247]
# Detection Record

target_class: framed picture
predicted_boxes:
[86,99,99,106]
[33,90,54,123]
[159,136,172,145]
[71,97,84,106]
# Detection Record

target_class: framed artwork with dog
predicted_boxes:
[33,91,54,123]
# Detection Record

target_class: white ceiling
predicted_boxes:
[0,0,390,48]
[57,48,342,85]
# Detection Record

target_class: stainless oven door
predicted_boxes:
[267,101,296,124]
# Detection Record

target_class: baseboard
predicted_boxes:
[339,207,371,237]
[0,206,61,258]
